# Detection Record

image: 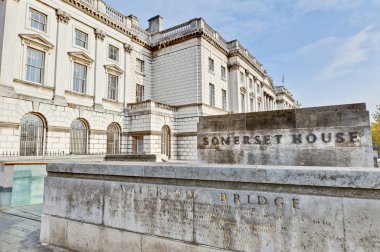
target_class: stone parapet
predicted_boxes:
[40,162,380,251]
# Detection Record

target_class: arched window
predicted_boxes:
[161,125,170,158]
[70,119,88,155]
[107,123,120,154]
[20,114,45,156]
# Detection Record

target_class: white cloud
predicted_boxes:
[322,26,380,78]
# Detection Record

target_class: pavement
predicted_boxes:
[0,205,67,252]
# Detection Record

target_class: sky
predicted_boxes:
[109,0,380,119]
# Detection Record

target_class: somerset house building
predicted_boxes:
[0,0,295,161]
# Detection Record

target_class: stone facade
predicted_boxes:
[0,0,295,160]
[41,162,380,251]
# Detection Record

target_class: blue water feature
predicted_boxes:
[10,165,47,207]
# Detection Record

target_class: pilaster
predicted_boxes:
[53,9,71,105]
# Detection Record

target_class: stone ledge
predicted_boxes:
[46,162,380,190]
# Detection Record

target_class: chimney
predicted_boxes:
[148,15,163,33]
[128,15,139,27]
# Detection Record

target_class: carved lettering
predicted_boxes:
[258,196,268,205]
[220,193,227,202]
[221,137,230,145]
[274,197,284,208]
[306,134,317,143]
[263,135,271,145]
[243,136,250,144]
[350,131,358,142]
[275,135,282,144]
[322,133,332,143]
[234,194,241,204]
[234,136,240,144]
[292,134,302,144]
[254,135,261,144]
[336,132,345,143]
[211,137,219,145]
[204,137,209,145]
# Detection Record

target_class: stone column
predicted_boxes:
[93,29,106,109]
[0,0,19,94]
[123,43,133,107]
[53,9,71,105]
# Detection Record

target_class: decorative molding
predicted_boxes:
[249,92,255,99]
[104,64,124,75]
[240,86,247,94]
[94,28,106,41]
[56,9,71,24]
[257,96,262,102]
[245,69,250,75]
[123,43,133,53]
[19,34,54,51]
[227,62,240,70]
[68,51,94,65]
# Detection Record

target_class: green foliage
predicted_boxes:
[373,105,380,121]
[372,121,380,147]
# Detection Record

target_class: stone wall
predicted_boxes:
[41,162,380,251]
[198,103,374,167]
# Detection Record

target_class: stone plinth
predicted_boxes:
[41,162,380,252]
[198,103,373,167]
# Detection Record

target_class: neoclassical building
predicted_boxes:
[0,0,295,160]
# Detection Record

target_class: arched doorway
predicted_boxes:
[20,114,45,156]
[107,123,121,154]
[161,125,170,158]
[70,119,88,155]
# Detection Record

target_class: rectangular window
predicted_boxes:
[133,137,144,154]
[208,58,214,72]
[241,93,245,113]
[73,63,87,93]
[221,66,226,79]
[249,78,253,89]
[75,29,88,49]
[222,89,227,110]
[107,74,118,100]
[209,84,215,107]
[26,47,45,84]
[136,59,144,73]
[250,98,254,112]
[240,72,245,84]
[108,45,119,61]
[136,84,144,102]
[30,9,47,32]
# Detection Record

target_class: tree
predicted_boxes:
[373,104,380,121]
[372,121,380,147]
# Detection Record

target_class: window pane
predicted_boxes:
[73,63,87,93]
[75,30,88,48]
[26,47,45,84]
[30,9,47,32]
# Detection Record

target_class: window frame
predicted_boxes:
[209,83,215,107]
[221,66,226,79]
[26,47,45,84]
[136,58,144,73]
[29,8,47,33]
[74,29,88,49]
[222,89,227,111]
[107,73,118,101]
[108,44,119,62]
[208,58,214,72]
[73,62,87,94]
[136,84,144,102]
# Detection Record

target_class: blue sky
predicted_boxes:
[109,0,380,118]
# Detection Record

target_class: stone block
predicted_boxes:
[198,103,373,167]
